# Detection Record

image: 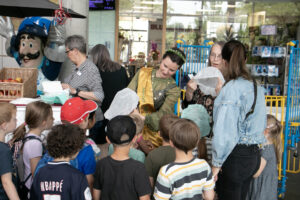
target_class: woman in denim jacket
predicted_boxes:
[212,40,266,200]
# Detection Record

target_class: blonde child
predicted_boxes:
[10,101,53,193]
[0,103,19,200]
[246,114,282,200]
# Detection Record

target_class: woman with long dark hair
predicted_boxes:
[89,44,129,144]
[212,40,266,200]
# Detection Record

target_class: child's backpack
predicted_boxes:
[9,136,45,199]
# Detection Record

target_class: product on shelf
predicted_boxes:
[252,46,286,58]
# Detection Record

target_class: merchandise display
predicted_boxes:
[250,45,286,96]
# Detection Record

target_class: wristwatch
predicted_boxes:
[75,88,81,96]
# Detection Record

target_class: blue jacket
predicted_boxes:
[35,144,96,176]
[212,78,266,167]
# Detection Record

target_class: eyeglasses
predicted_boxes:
[210,53,222,60]
[65,48,74,54]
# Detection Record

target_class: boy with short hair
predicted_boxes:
[154,118,215,200]
[93,115,151,200]
[30,124,92,200]
[108,113,146,163]
[145,114,178,188]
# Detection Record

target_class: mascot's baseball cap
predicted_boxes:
[107,115,136,145]
[61,97,98,125]
[15,17,51,50]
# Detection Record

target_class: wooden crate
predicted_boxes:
[0,68,38,101]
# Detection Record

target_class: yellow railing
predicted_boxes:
[265,96,286,181]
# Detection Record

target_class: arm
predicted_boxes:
[211,167,221,182]
[144,153,155,188]
[139,194,150,200]
[212,91,240,169]
[202,163,215,200]
[149,177,154,188]
[30,156,42,177]
[253,157,267,178]
[1,173,20,200]
[77,90,101,102]
[62,84,102,102]
[153,168,172,200]
[86,174,94,193]
[93,189,101,200]
[145,84,180,131]
[203,189,215,200]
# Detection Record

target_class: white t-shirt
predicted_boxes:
[23,133,43,189]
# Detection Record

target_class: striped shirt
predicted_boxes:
[64,59,104,121]
[154,157,214,200]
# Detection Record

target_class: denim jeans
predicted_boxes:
[216,144,261,200]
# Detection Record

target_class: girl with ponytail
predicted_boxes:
[211,40,267,200]
[246,114,282,200]
[10,101,54,195]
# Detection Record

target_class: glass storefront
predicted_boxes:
[118,0,300,65]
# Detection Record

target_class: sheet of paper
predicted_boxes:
[42,81,63,94]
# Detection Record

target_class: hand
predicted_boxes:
[0,16,14,39]
[186,79,197,92]
[185,79,197,101]
[61,83,76,95]
[212,166,221,182]
[130,108,145,121]
[215,77,223,95]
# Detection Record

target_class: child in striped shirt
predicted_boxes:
[154,118,215,200]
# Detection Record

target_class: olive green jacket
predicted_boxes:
[128,69,180,131]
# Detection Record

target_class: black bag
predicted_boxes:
[9,136,45,200]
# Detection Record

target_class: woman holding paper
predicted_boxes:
[128,47,185,147]
[183,41,225,112]
[182,41,225,160]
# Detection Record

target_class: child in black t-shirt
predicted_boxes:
[93,115,151,200]
[30,124,92,200]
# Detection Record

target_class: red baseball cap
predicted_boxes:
[61,97,98,124]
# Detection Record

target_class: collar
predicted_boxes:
[74,59,88,72]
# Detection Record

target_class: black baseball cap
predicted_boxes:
[107,115,136,145]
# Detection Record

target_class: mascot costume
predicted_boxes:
[0,16,66,95]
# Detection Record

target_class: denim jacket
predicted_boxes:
[212,78,266,167]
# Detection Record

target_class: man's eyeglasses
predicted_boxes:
[65,48,74,54]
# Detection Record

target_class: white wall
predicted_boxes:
[88,11,115,59]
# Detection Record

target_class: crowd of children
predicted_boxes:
[0,39,283,200]
[0,97,282,200]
